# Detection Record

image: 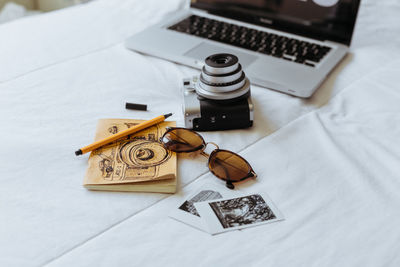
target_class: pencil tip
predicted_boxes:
[75,149,82,156]
[164,113,173,119]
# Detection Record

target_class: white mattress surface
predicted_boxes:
[1,0,399,266]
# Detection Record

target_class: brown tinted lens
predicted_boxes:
[161,128,205,152]
[209,151,251,182]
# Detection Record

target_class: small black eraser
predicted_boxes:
[125,102,147,111]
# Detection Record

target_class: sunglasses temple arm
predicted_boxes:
[200,151,209,158]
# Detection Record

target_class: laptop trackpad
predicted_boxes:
[184,42,257,68]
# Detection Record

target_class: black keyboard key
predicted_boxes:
[168,15,331,66]
[282,55,293,61]
[295,57,306,64]
[307,57,321,63]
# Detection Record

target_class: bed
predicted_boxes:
[1,0,400,266]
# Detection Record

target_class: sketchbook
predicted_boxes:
[83,119,177,193]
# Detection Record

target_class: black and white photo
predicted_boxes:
[194,192,284,235]
[209,194,277,229]
[179,190,222,217]
[169,182,237,232]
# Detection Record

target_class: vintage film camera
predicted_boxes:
[183,53,254,131]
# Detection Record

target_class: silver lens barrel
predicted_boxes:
[196,53,250,100]
[200,64,243,85]
[199,72,246,93]
[196,78,251,100]
[203,54,239,74]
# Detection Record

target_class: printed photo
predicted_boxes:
[209,194,276,228]
[179,190,223,217]
[194,192,284,235]
[169,182,238,232]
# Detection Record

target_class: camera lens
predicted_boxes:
[196,53,250,100]
[205,54,239,74]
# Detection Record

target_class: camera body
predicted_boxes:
[183,54,254,131]
[183,77,254,131]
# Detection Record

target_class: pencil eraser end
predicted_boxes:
[75,149,82,156]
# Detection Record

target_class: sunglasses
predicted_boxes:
[160,127,256,189]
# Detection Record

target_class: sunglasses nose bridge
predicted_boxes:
[199,142,219,158]
[205,142,219,150]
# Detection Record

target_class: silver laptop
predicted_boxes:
[125,0,361,98]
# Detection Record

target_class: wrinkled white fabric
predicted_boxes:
[1,0,399,266]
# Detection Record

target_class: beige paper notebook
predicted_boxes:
[83,119,177,193]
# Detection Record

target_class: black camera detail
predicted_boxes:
[183,53,254,131]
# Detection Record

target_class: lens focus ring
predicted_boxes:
[201,64,243,85]
[195,78,250,100]
[196,53,250,100]
[204,54,239,75]
[199,72,246,93]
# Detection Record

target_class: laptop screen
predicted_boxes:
[191,0,361,45]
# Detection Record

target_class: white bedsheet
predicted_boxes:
[1,0,399,266]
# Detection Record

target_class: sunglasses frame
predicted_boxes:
[160,127,257,189]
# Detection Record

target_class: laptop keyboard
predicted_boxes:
[168,15,331,67]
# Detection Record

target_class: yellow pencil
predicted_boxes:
[75,113,172,156]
